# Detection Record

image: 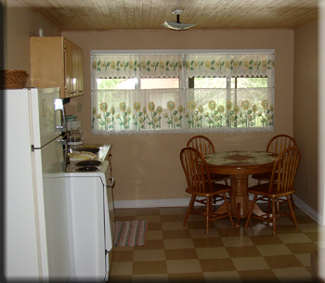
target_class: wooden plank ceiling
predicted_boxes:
[16,0,319,31]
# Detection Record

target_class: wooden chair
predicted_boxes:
[187,135,230,186]
[180,147,234,234]
[252,134,298,185]
[245,146,301,235]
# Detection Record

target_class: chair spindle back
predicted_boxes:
[186,135,215,155]
[180,147,213,194]
[269,146,301,194]
[267,134,297,154]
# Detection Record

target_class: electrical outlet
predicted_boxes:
[306,180,311,191]
[77,103,83,112]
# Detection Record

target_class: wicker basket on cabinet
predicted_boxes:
[0,70,29,89]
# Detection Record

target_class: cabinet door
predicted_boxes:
[64,39,74,97]
[30,37,65,97]
[64,40,84,98]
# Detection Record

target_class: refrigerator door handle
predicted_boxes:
[54,99,66,132]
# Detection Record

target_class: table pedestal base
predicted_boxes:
[215,174,266,229]
[230,174,248,228]
[216,201,265,229]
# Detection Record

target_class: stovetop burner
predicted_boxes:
[76,166,99,172]
[75,160,102,167]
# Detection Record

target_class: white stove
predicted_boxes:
[64,145,115,282]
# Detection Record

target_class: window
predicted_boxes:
[91,50,274,135]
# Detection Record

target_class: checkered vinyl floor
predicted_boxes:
[109,204,323,282]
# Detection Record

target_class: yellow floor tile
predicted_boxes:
[256,244,292,256]
[231,256,269,271]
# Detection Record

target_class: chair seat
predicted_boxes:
[211,173,230,181]
[186,183,231,197]
[251,172,271,181]
[248,183,296,198]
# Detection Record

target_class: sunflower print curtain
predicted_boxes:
[91,51,274,135]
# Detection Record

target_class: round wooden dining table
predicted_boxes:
[205,150,278,229]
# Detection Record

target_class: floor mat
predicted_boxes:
[113,220,147,247]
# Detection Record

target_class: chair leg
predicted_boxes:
[245,194,257,228]
[287,195,298,228]
[266,198,272,213]
[271,197,277,236]
[206,196,211,234]
[184,195,196,227]
[290,195,296,209]
[223,193,234,226]
[276,197,280,213]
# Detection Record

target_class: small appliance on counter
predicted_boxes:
[67,120,84,145]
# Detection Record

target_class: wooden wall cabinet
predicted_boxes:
[30,36,84,98]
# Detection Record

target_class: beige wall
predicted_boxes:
[62,29,295,203]
[3,0,60,80]
[294,22,320,213]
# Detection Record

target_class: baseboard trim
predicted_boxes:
[114,195,256,209]
[114,198,190,209]
[293,196,323,225]
[114,197,232,208]
[114,196,324,226]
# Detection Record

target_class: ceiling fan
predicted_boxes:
[163,9,196,31]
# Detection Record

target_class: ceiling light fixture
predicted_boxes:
[163,9,195,31]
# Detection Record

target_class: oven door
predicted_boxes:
[65,175,108,282]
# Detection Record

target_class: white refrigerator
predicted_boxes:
[4,87,70,281]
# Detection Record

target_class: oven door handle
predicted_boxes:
[107,178,115,189]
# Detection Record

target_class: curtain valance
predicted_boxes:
[185,53,274,78]
[92,53,184,79]
[91,51,275,79]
